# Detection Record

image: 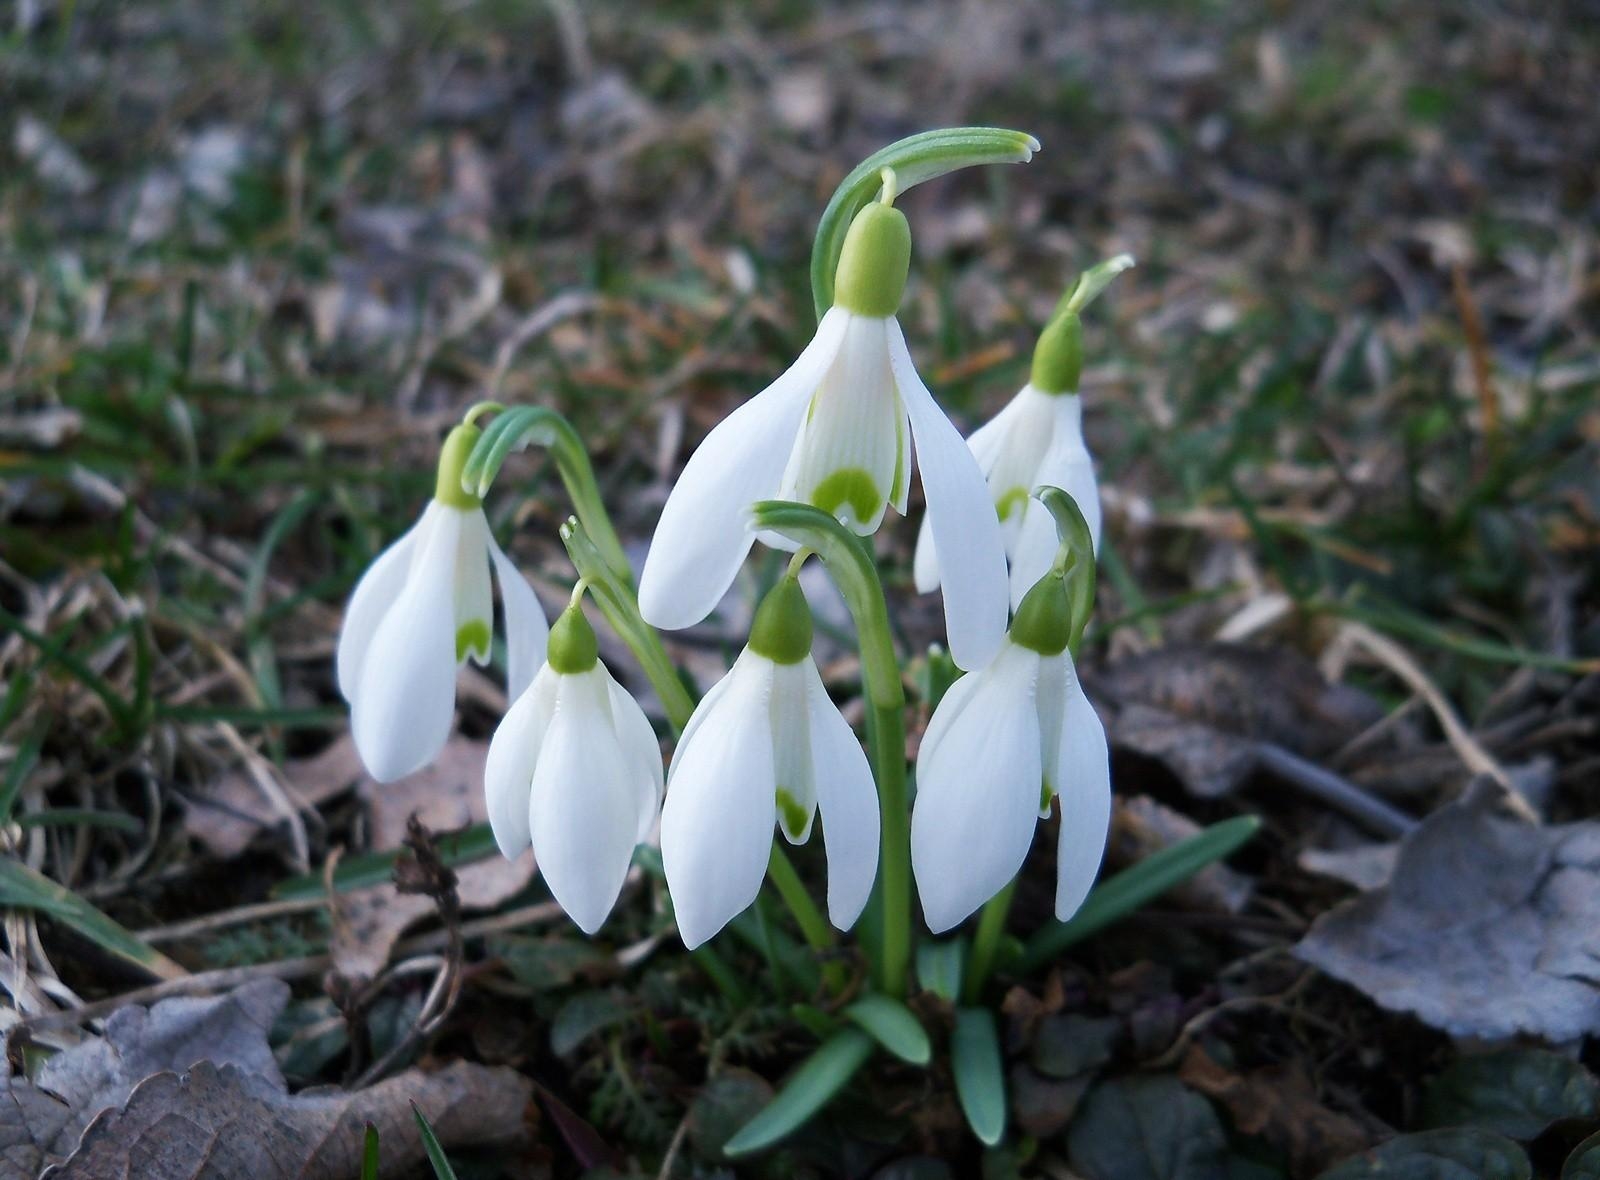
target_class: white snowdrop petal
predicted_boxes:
[802,660,879,931]
[914,664,984,772]
[349,510,462,783]
[604,668,665,845]
[888,320,1008,671]
[336,505,431,703]
[1034,652,1067,816]
[1052,662,1112,922]
[451,508,495,667]
[769,661,817,844]
[911,644,1044,933]
[910,388,1021,595]
[639,309,850,631]
[529,669,640,934]
[483,667,558,858]
[779,314,900,534]
[660,659,778,949]
[488,535,550,699]
[667,652,744,779]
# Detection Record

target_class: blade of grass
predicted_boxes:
[0,860,186,980]
[1018,815,1260,973]
[411,1103,459,1180]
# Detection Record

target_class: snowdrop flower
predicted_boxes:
[338,423,549,783]
[914,255,1132,608]
[638,186,1008,671]
[911,570,1110,932]
[484,599,663,934]
[661,577,880,949]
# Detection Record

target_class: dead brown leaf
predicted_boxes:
[184,736,365,859]
[1179,1045,1375,1178]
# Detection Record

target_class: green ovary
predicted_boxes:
[456,619,491,662]
[776,788,810,841]
[996,486,1030,522]
[811,467,882,527]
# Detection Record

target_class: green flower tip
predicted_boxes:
[434,423,483,510]
[547,602,599,674]
[833,199,911,318]
[1009,572,1072,656]
[748,576,813,665]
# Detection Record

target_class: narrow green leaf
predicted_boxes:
[723,1027,874,1157]
[952,1008,1007,1147]
[360,1123,380,1180]
[0,723,44,823]
[0,860,185,980]
[845,994,931,1065]
[917,937,967,1003]
[17,808,143,835]
[809,127,1039,320]
[412,1103,459,1180]
[1564,1129,1600,1179]
[1018,815,1259,972]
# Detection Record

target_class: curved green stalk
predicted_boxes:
[809,127,1040,322]
[464,406,632,587]
[559,516,694,733]
[752,500,910,998]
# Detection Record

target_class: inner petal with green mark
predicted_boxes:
[995,485,1030,522]
[456,619,492,663]
[811,467,882,528]
[776,787,810,842]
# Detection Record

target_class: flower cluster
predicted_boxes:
[333,137,1130,969]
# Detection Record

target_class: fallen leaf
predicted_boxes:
[2,981,531,1177]
[1295,783,1600,1040]
[1419,1048,1600,1141]
[1179,1045,1374,1177]
[1317,1127,1531,1179]
[330,737,534,984]
[1067,1075,1229,1180]
[184,736,365,859]
[1095,644,1385,798]
[1298,844,1401,891]
[51,1058,528,1179]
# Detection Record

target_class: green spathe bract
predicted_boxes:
[748,576,814,665]
[433,423,483,510]
[546,602,599,674]
[1009,573,1073,655]
[1030,311,1083,396]
[833,200,911,317]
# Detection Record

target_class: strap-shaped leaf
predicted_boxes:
[952,1007,1007,1146]
[0,859,185,981]
[916,937,967,1002]
[723,1027,875,1157]
[845,994,931,1065]
[412,1103,460,1179]
[810,128,1039,321]
[1018,815,1260,972]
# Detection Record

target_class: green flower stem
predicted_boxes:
[464,406,632,587]
[767,843,848,994]
[962,880,1016,1005]
[809,127,1040,322]
[751,501,911,998]
[559,517,695,733]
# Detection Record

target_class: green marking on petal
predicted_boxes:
[1040,779,1054,812]
[996,486,1030,522]
[455,619,491,662]
[890,412,909,506]
[776,788,810,841]
[811,467,882,527]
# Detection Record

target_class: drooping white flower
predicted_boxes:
[911,574,1110,933]
[338,424,549,783]
[661,578,880,949]
[914,255,1131,609]
[914,383,1099,609]
[638,198,1008,672]
[484,602,663,934]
